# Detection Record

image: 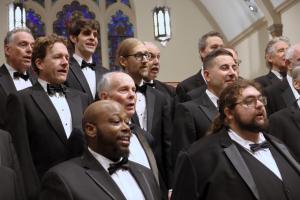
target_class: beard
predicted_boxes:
[234,112,268,133]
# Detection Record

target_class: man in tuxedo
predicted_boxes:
[255,36,290,88]
[175,31,224,103]
[185,46,241,101]
[97,71,159,183]
[65,17,108,102]
[269,66,300,162]
[0,27,35,128]
[0,129,25,200]
[172,48,238,164]
[144,41,175,98]
[6,34,89,200]
[172,79,300,200]
[115,38,173,188]
[39,100,160,200]
[264,43,300,115]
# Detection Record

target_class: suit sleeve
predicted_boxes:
[39,171,73,200]
[5,93,40,200]
[171,151,199,200]
[171,103,196,165]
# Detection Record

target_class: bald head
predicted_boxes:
[83,100,131,161]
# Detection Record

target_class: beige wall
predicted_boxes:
[282,1,300,44]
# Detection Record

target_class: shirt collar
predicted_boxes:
[5,63,27,79]
[37,78,49,92]
[205,89,219,108]
[73,54,93,66]
[88,147,122,173]
[228,129,266,152]
[271,69,283,80]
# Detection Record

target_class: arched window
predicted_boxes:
[108,10,134,70]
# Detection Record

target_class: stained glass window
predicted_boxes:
[106,0,117,8]
[53,1,101,65]
[121,0,130,8]
[108,10,134,70]
[26,9,45,38]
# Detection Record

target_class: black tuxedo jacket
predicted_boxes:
[255,71,281,89]
[154,80,176,98]
[185,85,207,101]
[175,69,206,103]
[269,103,300,162]
[0,64,36,128]
[264,77,295,115]
[5,82,89,200]
[172,129,300,200]
[132,86,173,187]
[65,57,108,101]
[0,129,25,200]
[171,92,218,164]
[39,150,160,200]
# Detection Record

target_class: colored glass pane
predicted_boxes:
[26,9,45,38]
[32,0,45,7]
[106,0,117,8]
[108,10,134,70]
[121,0,130,7]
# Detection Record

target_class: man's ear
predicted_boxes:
[224,107,233,120]
[204,69,210,82]
[85,123,97,138]
[35,58,44,71]
[69,35,78,44]
[119,56,128,69]
[99,91,109,100]
[293,80,300,91]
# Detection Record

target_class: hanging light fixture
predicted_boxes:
[8,0,26,30]
[153,6,171,46]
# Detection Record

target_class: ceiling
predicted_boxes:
[197,0,292,41]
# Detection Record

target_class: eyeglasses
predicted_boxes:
[234,95,267,108]
[125,52,151,61]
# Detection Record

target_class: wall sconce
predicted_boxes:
[8,1,26,30]
[153,6,171,46]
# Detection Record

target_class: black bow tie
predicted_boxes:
[279,71,287,78]
[144,82,155,88]
[249,141,270,153]
[108,157,129,175]
[81,60,96,70]
[136,84,147,94]
[13,72,29,81]
[47,84,66,96]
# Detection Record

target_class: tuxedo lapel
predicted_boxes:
[0,65,17,94]
[290,105,300,131]
[221,133,260,200]
[69,58,93,97]
[280,79,295,106]
[198,93,218,121]
[129,163,157,200]
[65,89,82,130]
[133,127,159,184]
[82,151,126,200]
[265,134,300,175]
[30,83,67,144]
[146,87,155,134]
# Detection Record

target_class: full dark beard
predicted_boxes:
[234,113,268,133]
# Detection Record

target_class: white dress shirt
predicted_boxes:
[135,81,147,130]
[206,89,219,108]
[73,54,96,99]
[88,148,145,200]
[5,63,32,91]
[228,129,282,180]
[38,79,72,138]
[271,69,284,80]
[287,74,300,100]
[129,134,150,169]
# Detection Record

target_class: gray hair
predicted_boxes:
[198,31,224,52]
[265,36,290,68]
[285,43,300,61]
[4,27,32,45]
[97,71,129,98]
[291,66,300,81]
